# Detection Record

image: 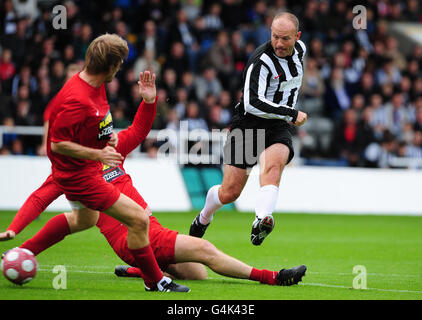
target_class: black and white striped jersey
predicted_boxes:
[236,40,306,125]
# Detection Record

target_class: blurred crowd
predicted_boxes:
[0,0,422,168]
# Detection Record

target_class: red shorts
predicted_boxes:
[96,179,178,271]
[102,216,178,271]
[54,172,121,212]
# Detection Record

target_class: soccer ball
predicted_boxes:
[1,248,38,285]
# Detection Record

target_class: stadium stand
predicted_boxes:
[0,0,421,169]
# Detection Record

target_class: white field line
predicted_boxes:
[39,265,422,279]
[301,282,422,294]
[37,265,422,295]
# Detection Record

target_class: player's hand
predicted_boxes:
[98,146,124,167]
[138,71,156,104]
[108,131,119,148]
[294,111,308,127]
[0,230,16,242]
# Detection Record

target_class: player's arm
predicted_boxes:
[51,142,123,167]
[245,62,306,126]
[50,104,124,167]
[117,71,157,156]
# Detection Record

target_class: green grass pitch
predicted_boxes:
[0,210,421,300]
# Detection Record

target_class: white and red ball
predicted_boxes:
[1,248,38,285]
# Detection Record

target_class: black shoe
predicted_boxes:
[189,214,210,238]
[145,276,190,292]
[114,265,130,277]
[276,265,307,286]
[251,215,275,246]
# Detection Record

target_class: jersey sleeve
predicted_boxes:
[116,99,157,157]
[43,95,57,123]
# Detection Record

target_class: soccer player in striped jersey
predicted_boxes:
[190,12,308,246]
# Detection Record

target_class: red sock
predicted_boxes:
[126,267,144,278]
[8,192,50,235]
[8,176,63,235]
[129,245,163,288]
[20,214,71,256]
[249,268,278,285]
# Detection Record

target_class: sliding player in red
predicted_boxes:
[0,70,306,288]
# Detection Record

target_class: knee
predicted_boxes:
[128,208,149,231]
[194,265,208,280]
[197,239,218,262]
[219,187,242,204]
[261,164,283,184]
[66,211,98,233]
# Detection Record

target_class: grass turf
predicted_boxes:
[0,210,421,300]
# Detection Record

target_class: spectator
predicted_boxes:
[375,57,402,86]
[152,88,170,130]
[50,60,65,95]
[219,90,233,126]
[381,92,414,138]
[137,20,161,60]
[331,108,362,166]
[207,103,226,130]
[0,48,15,92]
[161,68,178,104]
[1,0,18,35]
[2,17,29,66]
[0,82,12,122]
[11,65,37,98]
[301,57,325,99]
[184,101,209,131]
[195,66,222,102]
[174,87,189,119]
[364,129,398,168]
[182,0,201,23]
[163,41,191,79]
[324,67,353,120]
[73,23,93,61]
[133,49,161,83]
[31,78,51,125]
[203,3,224,35]
[207,30,234,88]
[167,9,199,71]
[180,71,197,101]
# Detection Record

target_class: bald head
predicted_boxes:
[272,12,299,33]
[271,12,301,58]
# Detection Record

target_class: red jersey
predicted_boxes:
[47,73,113,182]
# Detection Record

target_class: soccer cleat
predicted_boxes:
[114,265,130,277]
[276,265,307,286]
[145,276,190,293]
[250,214,275,246]
[189,214,210,238]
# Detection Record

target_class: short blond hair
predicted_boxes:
[84,34,129,75]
